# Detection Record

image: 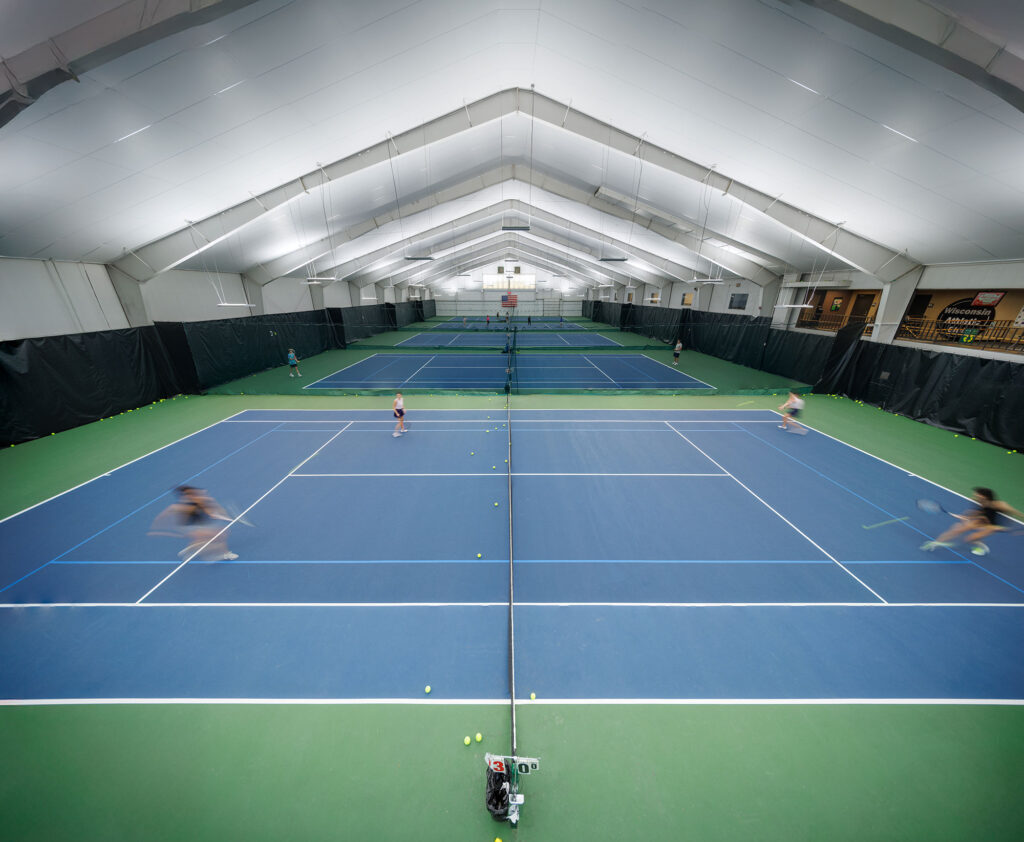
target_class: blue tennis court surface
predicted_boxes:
[432,316,586,329]
[305,353,711,390]
[2,408,1022,701]
[397,331,621,348]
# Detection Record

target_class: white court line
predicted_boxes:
[223,419,782,424]
[135,423,353,603]
[767,412,1024,530]
[638,356,712,393]
[578,355,618,383]
[301,354,382,387]
[402,355,437,386]
[291,472,730,477]
[2,697,1021,706]
[228,409,779,415]
[666,423,888,604]
[4,601,1020,609]
[0,412,247,525]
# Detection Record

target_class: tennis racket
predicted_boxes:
[214,502,255,527]
[916,498,955,516]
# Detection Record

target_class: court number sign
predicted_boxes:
[935,297,998,341]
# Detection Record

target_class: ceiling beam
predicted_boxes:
[365,234,639,290]
[312,199,703,289]
[112,87,914,286]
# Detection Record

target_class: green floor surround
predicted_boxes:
[3,393,1022,840]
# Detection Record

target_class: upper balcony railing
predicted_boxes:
[894,318,1024,354]
[794,312,874,335]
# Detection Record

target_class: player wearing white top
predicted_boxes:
[778,392,807,434]
[392,392,406,437]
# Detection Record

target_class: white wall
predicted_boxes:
[0,257,129,340]
[141,269,251,322]
[919,261,1024,289]
[323,281,354,308]
[263,276,314,314]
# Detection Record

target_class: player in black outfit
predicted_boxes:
[921,487,1024,555]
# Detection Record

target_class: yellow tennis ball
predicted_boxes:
[477,553,482,558]
[464,736,471,745]
[475,733,482,742]
[530,692,536,700]
[424,685,431,694]
[494,502,499,506]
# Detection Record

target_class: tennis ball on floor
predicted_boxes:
[477,553,482,558]
[494,502,499,506]
[492,466,497,469]
[424,685,431,694]
[470,451,475,455]
[530,692,536,700]
[464,736,471,745]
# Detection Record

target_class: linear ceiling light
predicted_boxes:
[501,225,531,231]
[404,256,433,261]
[599,257,628,262]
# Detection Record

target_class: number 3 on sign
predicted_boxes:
[488,758,506,773]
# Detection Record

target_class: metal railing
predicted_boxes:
[894,318,1024,354]
[794,312,874,335]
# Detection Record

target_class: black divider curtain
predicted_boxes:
[815,339,1024,450]
[422,299,436,319]
[675,310,831,384]
[582,301,595,320]
[181,310,336,389]
[624,304,683,343]
[0,327,187,446]
[393,302,419,327]
[338,304,389,341]
[760,329,832,384]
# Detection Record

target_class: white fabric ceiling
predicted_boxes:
[1,0,1022,292]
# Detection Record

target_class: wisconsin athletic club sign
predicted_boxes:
[936,294,1002,338]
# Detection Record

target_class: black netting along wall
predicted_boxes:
[623,305,683,343]
[816,338,1024,450]
[422,299,436,319]
[392,302,420,328]
[0,326,190,446]
[180,309,338,389]
[676,311,832,385]
[337,303,390,341]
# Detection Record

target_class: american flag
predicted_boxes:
[501,294,518,307]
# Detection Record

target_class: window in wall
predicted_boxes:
[681,293,693,307]
[728,293,748,310]
[482,274,535,289]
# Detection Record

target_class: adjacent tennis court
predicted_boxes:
[396,330,621,347]
[3,408,1021,702]
[303,354,712,390]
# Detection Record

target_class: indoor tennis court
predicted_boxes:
[3,407,1022,702]
[3,1,1024,840]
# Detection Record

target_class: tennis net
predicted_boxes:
[484,340,540,827]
